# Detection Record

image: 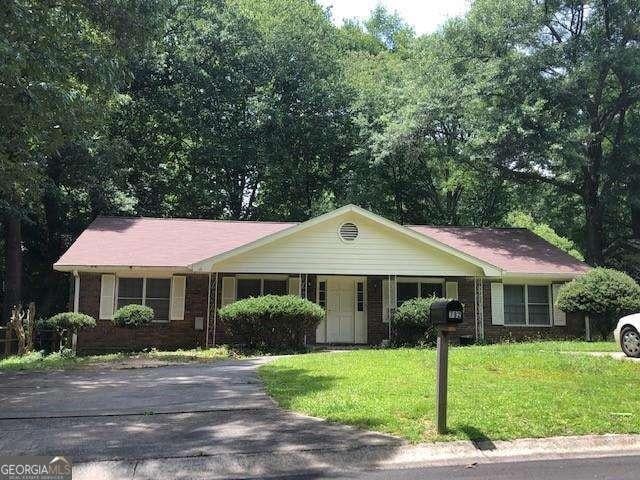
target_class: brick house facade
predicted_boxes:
[75,272,585,353]
[57,205,590,353]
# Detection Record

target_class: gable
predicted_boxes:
[208,211,485,276]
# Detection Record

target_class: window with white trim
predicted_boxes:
[117,277,171,322]
[504,284,551,326]
[396,279,443,307]
[236,277,288,300]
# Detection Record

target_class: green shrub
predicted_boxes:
[112,304,154,328]
[218,295,325,348]
[391,297,439,347]
[40,312,97,333]
[39,312,97,352]
[557,268,640,339]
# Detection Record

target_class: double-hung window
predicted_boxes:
[117,277,171,323]
[504,284,551,326]
[396,279,444,307]
[236,277,288,300]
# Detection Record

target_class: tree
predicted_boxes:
[439,0,640,264]
[556,268,640,339]
[0,0,168,321]
[40,312,96,352]
[507,211,584,260]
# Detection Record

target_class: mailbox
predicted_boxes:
[430,299,464,325]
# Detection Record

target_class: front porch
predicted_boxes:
[208,273,484,346]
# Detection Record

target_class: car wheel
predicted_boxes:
[621,326,640,358]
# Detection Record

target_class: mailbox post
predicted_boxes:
[430,299,464,434]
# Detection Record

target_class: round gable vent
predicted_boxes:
[339,222,359,242]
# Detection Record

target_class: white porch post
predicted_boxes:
[205,272,212,348]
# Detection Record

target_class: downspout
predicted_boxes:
[205,272,211,348]
[212,272,219,346]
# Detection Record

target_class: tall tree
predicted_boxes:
[0,0,167,319]
[440,0,640,263]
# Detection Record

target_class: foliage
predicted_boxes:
[112,304,154,328]
[219,295,324,348]
[507,212,584,260]
[3,0,640,319]
[557,268,640,339]
[259,341,635,443]
[391,297,439,346]
[41,312,97,333]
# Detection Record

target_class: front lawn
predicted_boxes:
[0,346,231,372]
[259,341,639,443]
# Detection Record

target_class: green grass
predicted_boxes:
[259,340,639,443]
[0,346,231,372]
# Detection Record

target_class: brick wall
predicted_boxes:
[77,273,207,353]
[77,272,586,351]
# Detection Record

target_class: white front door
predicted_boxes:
[316,276,367,344]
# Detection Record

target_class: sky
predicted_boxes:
[316,0,470,35]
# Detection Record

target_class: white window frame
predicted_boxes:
[116,276,172,324]
[235,274,289,299]
[503,283,553,327]
[395,277,445,307]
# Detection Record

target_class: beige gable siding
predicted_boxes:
[213,213,483,276]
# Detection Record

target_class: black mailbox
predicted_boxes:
[430,299,464,325]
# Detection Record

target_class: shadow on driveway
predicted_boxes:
[0,357,403,476]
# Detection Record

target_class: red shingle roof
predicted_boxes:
[409,226,589,275]
[55,216,589,275]
[55,217,295,268]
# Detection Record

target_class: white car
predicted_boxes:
[614,314,640,358]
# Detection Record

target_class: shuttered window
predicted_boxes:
[504,284,551,327]
[116,277,171,322]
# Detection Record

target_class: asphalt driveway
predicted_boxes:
[0,358,401,472]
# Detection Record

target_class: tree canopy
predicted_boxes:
[2,0,640,318]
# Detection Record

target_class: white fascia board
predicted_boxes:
[189,204,503,276]
[53,264,192,275]
[501,272,586,282]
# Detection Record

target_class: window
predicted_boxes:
[117,277,171,322]
[264,279,288,295]
[117,278,143,308]
[504,285,526,325]
[318,281,327,309]
[236,277,288,299]
[504,284,551,326]
[146,279,171,322]
[396,279,444,307]
[356,282,365,312]
[527,285,551,326]
[237,279,261,299]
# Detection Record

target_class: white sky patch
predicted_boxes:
[317,0,470,35]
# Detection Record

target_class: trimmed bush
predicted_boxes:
[41,312,97,333]
[40,312,97,352]
[218,295,325,348]
[391,297,439,347]
[112,304,154,328]
[557,268,640,339]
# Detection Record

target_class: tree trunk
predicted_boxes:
[2,215,22,324]
[583,141,604,265]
